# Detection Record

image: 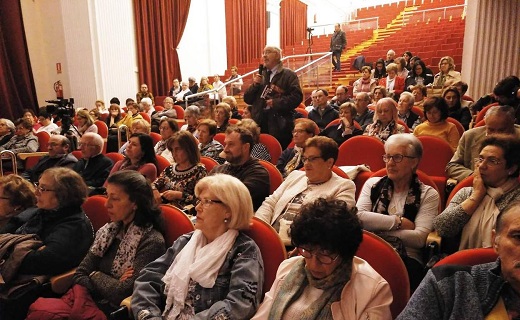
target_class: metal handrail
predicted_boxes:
[402,4,466,22]
[294,52,333,73]
[117,124,129,150]
[0,150,17,176]
[310,17,380,31]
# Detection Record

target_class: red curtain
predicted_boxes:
[225,0,266,68]
[133,0,191,96]
[280,0,307,52]
[0,0,38,119]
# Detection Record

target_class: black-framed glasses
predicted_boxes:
[302,156,322,163]
[195,198,224,208]
[382,154,416,163]
[298,247,339,265]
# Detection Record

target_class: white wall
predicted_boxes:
[266,0,281,47]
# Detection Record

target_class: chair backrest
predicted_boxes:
[462,94,474,102]
[105,152,125,165]
[417,135,454,176]
[24,155,43,171]
[94,120,109,139]
[159,204,195,247]
[336,135,386,171]
[243,217,287,296]
[446,175,473,206]
[475,102,499,123]
[325,118,341,129]
[173,105,185,119]
[294,108,308,118]
[258,160,283,194]
[356,231,410,318]
[156,155,172,175]
[434,247,497,267]
[259,134,282,165]
[154,96,168,106]
[82,195,111,232]
[154,105,164,112]
[397,120,410,133]
[150,132,162,145]
[332,165,349,179]
[446,117,465,137]
[411,106,425,120]
[72,150,83,160]
[214,133,226,146]
[228,118,239,125]
[200,156,219,172]
[36,131,51,151]
[139,112,151,124]
[474,119,486,128]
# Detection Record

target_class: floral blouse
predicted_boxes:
[153,163,207,208]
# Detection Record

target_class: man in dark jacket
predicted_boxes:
[330,23,347,72]
[72,132,113,189]
[244,45,303,150]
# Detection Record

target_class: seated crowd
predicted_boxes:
[0,48,519,319]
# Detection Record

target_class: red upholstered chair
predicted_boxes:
[72,150,82,160]
[356,231,410,318]
[434,248,497,267]
[259,160,283,194]
[325,118,341,129]
[82,195,111,232]
[446,117,464,137]
[154,96,168,106]
[156,155,172,175]
[105,152,125,165]
[259,133,282,165]
[243,217,287,296]
[139,112,151,124]
[475,102,499,124]
[214,133,226,146]
[462,94,475,103]
[94,120,109,139]
[397,120,410,133]
[294,108,308,118]
[159,204,195,246]
[35,131,51,152]
[336,136,386,170]
[154,105,164,112]
[200,156,219,172]
[446,175,473,206]
[411,106,425,120]
[474,119,485,128]
[332,165,349,179]
[150,132,162,145]
[173,105,185,119]
[228,118,239,125]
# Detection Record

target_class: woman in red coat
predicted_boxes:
[379,63,405,101]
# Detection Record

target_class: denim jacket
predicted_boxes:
[132,231,264,320]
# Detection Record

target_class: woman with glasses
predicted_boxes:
[434,134,520,251]
[364,97,405,143]
[320,102,363,146]
[154,118,179,163]
[132,174,264,320]
[432,56,461,90]
[252,198,392,320]
[74,109,98,137]
[256,136,356,245]
[357,134,440,290]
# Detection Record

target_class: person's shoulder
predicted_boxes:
[352,256,387,282]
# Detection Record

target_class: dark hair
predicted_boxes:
[403,51,413,58]
[493,76,520,102]
[423,96,449,121]
[14,118,33,130]
[129,133,158,167]
[495,200,520,233]
[479,134,520,177]
[373,58,387,78]
[159,118,179,133]
[43,167,88,208]
[125,98,135,106]
[38,106,51,119]
[412,59,428,77]
[167,131,200,165]
[197,119,218,136]
[305,136,339,164]
[106,171,164,232]
[22,108,36,118]
[110,97,120,105]
[290,198,362,261]
[225,126,254,154]
[316,88,329,97]
[443,87,462,110]
[294,118,319,136]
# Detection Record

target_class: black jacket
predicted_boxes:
[72,154,113,188]
[22,153,78,182]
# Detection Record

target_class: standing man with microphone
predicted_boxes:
[244,45,303,149]
[330,23,347,72]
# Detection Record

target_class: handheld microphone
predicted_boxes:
[259,64,264,76]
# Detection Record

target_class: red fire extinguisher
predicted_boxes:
[54,80,64,99]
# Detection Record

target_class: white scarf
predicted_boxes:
[161,229,239,320]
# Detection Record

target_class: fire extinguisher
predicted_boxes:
[54,80,64,99]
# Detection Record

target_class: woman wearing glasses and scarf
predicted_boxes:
[356,134,440,290]
[434,134,520,251]
[132,174,264,320]
[252,198,392,320]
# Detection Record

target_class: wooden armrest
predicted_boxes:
[427,230,442,249]
[50,268,76,294]
[17,152,48,160]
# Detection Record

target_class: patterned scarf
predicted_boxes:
[369,174,422,222]
[283,146,303,177]
[90,221,151,278]
[155,140,167,155]
[366,120,398,142]
[268,258,351,320]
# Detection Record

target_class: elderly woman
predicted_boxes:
[27,171,166,319]
[321,102,363,145]
[154,118,178,163]
[432,56,462,89]
[277,118,319,178]
[151,97,177,131]
[434,134,520,251]
[197,76,214,93]
[237,119,271,162]
[152,131,207,209]
[379,63,405,100]
[222,96,242,120]
[395,57,409,79]
[0,175,36,232]
[132,174,264,319]
[109,133,158,183]
[119,118,151,155]
[411,84,427,111]
[117,102,144,129]
[0,167,94,319]
[256,136,356,245]
[253,198,392,320]
[0,118,15,147]
[397,92,421,131]
[353,66,377,98]
[371,58,387,83]
[357,134,440,290]
[23,108,41,132]
[0,118,39,170]
[74,109,98,137]
[197,119,225,164]
[174,81,192,105]
[413,97,460,151]
[214,102,231,133]
[443,86,472,130]
[364,98,405,142]
[180,105,200,137]
[405,60,434,91]
[372,85,388,105]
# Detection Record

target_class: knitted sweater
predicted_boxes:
[413,120,460,151]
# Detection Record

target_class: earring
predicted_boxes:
[224,218,229,223]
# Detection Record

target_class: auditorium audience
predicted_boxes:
[411,84,427,111]
[405,60,434,91]
[154,118,179,163]
[354,92,375,131]
[105,103,122,134]
[357,134,440,290]
[471,75,520,114]
[277,118,318,178]
[0,118,15,147]
[395,57,409,79]
[353,66,377,98]
[403,51,413,70]
[330,85,351,109]
[252,198,392,320]
[73,132,113,189]
[116,102,144,131]
[27,170,165,319]
[73,109,98,137]
[197,76,213,94]
[397,92,421,131]
[413,97,460,151]
[0,175,36,232]
[88,108,101,121]
[432,56,461,90]
[256,136,356,245]
[152,131,207,209]
[371,58,387,83]
[95,100,108,114]
[222,96,242,120]
[308,89,339,130]
[372,85,388,104]
[434,134,520,250]
[35,107,58,134]
[118,118,151,155]
[237,119,271,162]
[364,98,405,142]
[0,118,39,170]
[214,102,231,133]
[379,63,405,100]
[168,78,181,97]
[180,105,200,137]
[188,76,199,94]
[151,97,177,131]
[131,174,264,320]
[385,49,396,65]
[226,66,243,96]
[22,109,41,132]
[212,74,227,100]
[174,81,192,104]
[197,119,225,164]
[136,83,154,104]
[320,102,363,145]
[443,87,472,130]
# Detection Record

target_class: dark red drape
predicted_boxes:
[225,0,266,68]
[0,0,38,120]
[280,0,307,52]
[133,0,190,96]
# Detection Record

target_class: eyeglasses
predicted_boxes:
[292,129,309,135]
[302,156,322,163]
[34,183,55,193]
[474,156,503,166]
[195,198,224,208]
[382,154,416,163]
[298,247,339,265]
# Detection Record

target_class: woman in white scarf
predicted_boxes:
[131,174,264,320]
[434,134,520,250]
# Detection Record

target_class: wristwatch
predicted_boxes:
[396,215,403,230]
[137,310,153,320]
